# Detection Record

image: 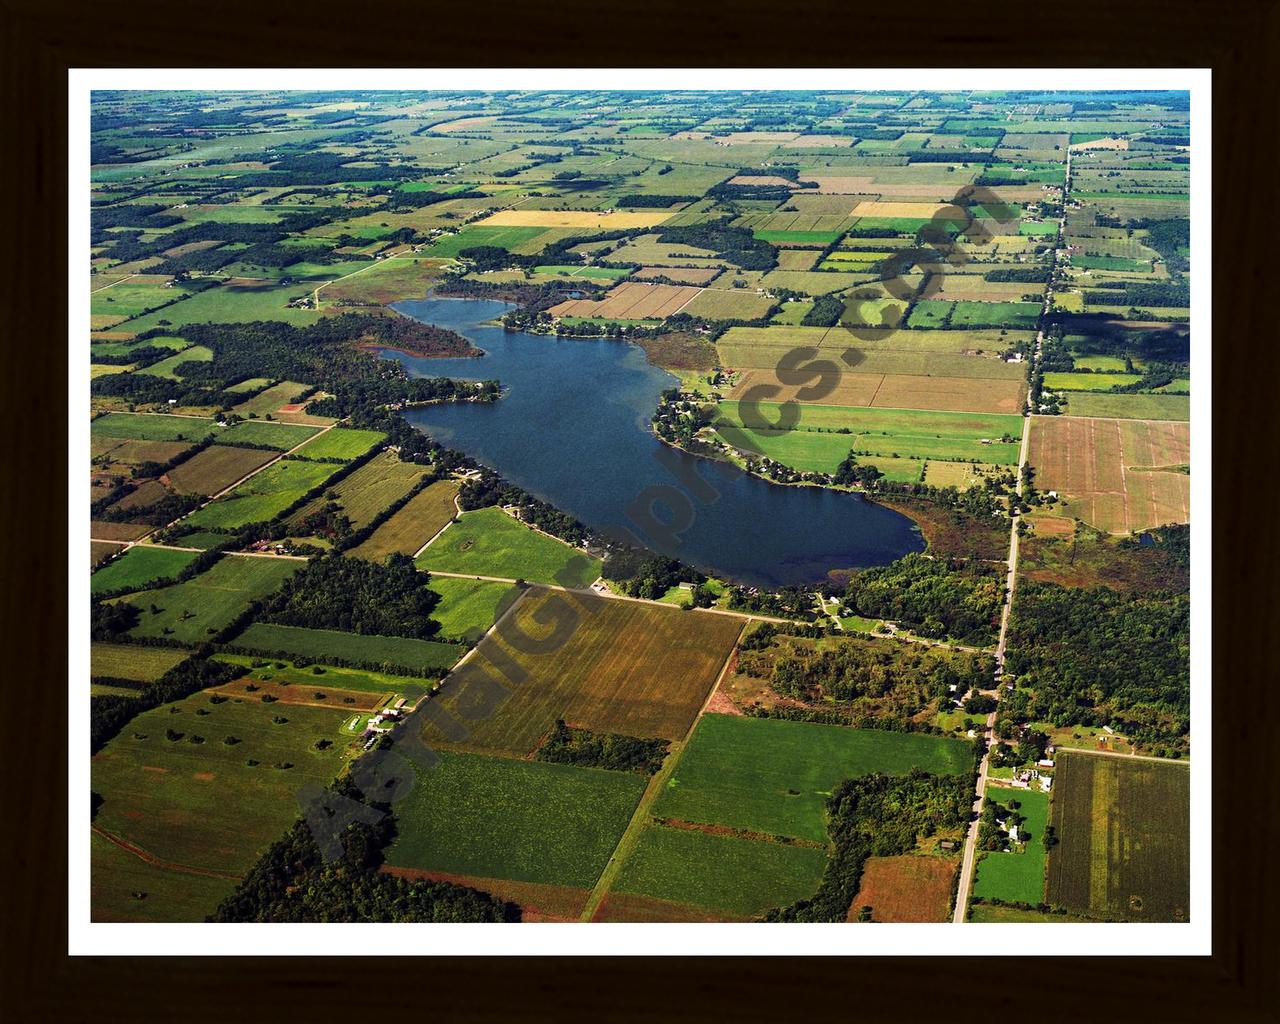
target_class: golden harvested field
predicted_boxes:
[680,288,775,320]
[1028,416,1190,534]
[476,209,675,230]
[928,278,1047,302]
[632,266,723,285]
[610,234,723,267]
[422,588,743,757]
[92,541,126,566]
[348,477,461,561]
[727,174,795,187]
[724,369,1025,415]
[549,281,701,319]
[91,521,152,542]
[1070,136,1130,151]
[852,200,954,219]
[166,445,278,496]
[775,249,820,271]
[848,855,958,922]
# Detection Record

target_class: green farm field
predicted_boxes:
[1062,393,1190,420]
[184,459,339,530]
[384,751,647,889]
[213,654,431,703]
[120,282,325,332]
[292,427,385,461]
[653,714,971,844]
[1043,372,1143,392]
[1046,753,1190,921]
[92,695,351,921]
[422,588,743,757]
[715,402,1023,471]
[216,420,321,451]
[229,381,312,418]
[417,506,601,587]
[349,478,461,561]
[136,345,214,379]
[91,545,201,595]
[289,451,427,531]
[121,555,301,645]
[229,622,462,675]
[91,642,189,683]
[91,412,215,443]
[165,445,278,496]
[972,785,1050,906]
[427,576,520,642]
[613,824,829,920]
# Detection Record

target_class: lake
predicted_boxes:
[387,296,924,588]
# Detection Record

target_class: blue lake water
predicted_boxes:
[387,296,924,588]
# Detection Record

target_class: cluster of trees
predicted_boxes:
[655,218,777,271]
[801,293,846,327]
[736,630,995,728]
[92,315,491,412]
[1005,580,1190,749]
[845,552,1004,646]
[983,265,1050,283]
[726,585,818,621]
[601,549,705,601]
[831,450,885,488]
[1083,281,1189,309]
[210,780,515,922]
[534,720,670,775]
[766,769,973,921]
[259,553,442,639]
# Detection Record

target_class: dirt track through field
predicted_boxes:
[91,824,242,881]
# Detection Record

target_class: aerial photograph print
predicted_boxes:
[78,75,1202,947]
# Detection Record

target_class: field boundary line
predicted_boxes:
[91,824,243,881]
[578,615,747,922]
[115,422,337,553]
[89,272,139,293]
[412,515,458,559]
[1058,747,1189,767]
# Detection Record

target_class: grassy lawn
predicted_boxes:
[653,714,971,844]
[417,506,601,587]
[91,545,201,595]
[121,556,301,645]
[972,784,1049,906]
[384,751,647,889]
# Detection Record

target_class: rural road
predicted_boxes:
[953,157,1068,924]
